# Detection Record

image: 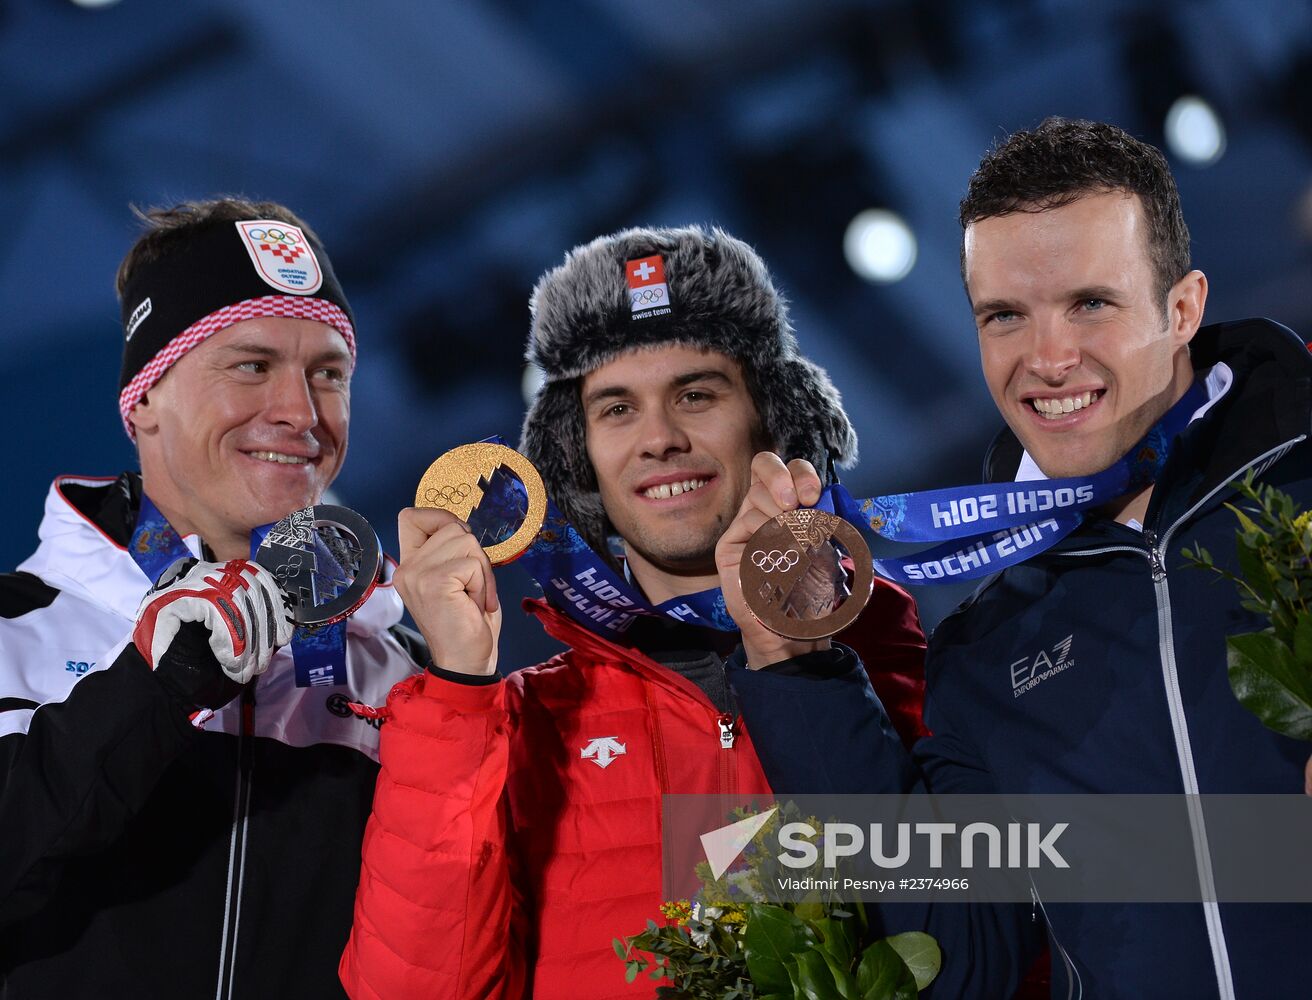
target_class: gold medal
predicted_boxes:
[415,443,548,565]
[740,508,873,640]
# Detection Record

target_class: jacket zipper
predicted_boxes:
[1056,435,1302,1000]
[716,714,736,749]
[215,682,257,1000]
[714,657,740,803]
[1029,882,1082,999]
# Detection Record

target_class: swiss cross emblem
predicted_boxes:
[625,254,672,320]
[235,219,324,294]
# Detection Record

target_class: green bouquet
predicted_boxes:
[1185,472,1312,740]
[614,806,940,999]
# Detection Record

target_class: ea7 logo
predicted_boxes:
[65,660,95,675]
[1010,635,1074,697]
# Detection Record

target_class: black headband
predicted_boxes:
[117,218,355,434]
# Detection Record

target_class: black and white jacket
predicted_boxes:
[0,473,424,999]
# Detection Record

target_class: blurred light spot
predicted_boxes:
[1164,96,1226,166]
[522,364,545,406]
[69,0,122,8]
[844,209,917,283]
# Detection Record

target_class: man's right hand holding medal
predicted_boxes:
[394,507,502,677]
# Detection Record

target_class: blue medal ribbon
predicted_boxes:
[249,523,348,688]
[128,494,193,584]
[128,496,347,688]
[480,381,1208,635]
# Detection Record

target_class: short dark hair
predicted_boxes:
[959,117,1191,305]
[115,197,322,299]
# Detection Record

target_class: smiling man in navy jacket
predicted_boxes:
[747,118,1312,998]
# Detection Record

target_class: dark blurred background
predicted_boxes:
[6,0,1312,666]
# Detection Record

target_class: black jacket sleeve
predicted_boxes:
[727,643,917,794]
[0,643,197,926]
[727,643,1046,1000]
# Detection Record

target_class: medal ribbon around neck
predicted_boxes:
[438,382,1207,638]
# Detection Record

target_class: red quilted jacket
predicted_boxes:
[340,584,926,999]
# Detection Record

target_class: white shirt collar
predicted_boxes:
[1014,363,1233,484]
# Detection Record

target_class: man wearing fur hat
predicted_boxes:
[338,226,928,998]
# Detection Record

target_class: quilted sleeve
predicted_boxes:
[339,672,528,999]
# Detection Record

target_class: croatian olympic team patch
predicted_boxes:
[235,219,323,294]
[626,254,672,321]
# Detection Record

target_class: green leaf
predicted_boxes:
[1235,538,1276,603]
[812,916,856,971]
[789,948,842,1000]
[856,940,917,1000]
[743,905,814,995]
[1228,503,1267,538]
[612,937,629,960]
[1294,613,1312,670]
[850,899,869,938]
[625,962,640,984]
[884,932,942,991]
[817,946,861,999]
[794,900,827,923]
[1227,631,1312,741]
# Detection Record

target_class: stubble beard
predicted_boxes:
[619,508,731,575]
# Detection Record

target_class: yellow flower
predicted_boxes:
[1293,511,1312,535]
[717,905,748,928]
[658,900,693,926]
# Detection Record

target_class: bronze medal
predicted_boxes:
[740,508,873,640]
[415,442,548,565]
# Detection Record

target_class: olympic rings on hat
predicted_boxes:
[630,288,666,305]
[248,227,300,245]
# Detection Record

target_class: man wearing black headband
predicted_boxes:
[0,198,423,998]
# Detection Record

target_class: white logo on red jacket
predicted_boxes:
[580,736,627,769]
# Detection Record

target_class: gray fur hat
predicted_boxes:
[519,224,857,558]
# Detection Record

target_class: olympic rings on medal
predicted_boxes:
[422,482,473,508]
[254,504,383,627]
[740,508,874,640]
[415,443,549,566]
[750,548,800,573]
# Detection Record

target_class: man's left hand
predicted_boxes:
[715,452,831,669]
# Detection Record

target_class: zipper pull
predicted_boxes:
[716,714,736,750]
[1143,530,1166,581]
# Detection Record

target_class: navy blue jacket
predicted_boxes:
[729,647,1042,1000]
[736,319,1312,999]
